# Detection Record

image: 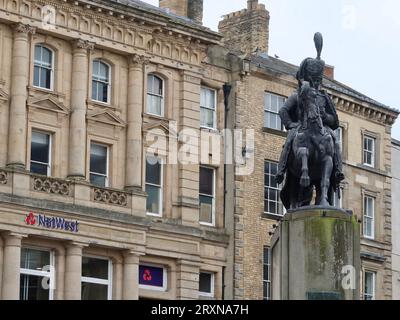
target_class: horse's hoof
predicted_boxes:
[300,175,310,188]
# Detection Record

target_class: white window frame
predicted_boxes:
[363,196,375,240]
[363,136,376,168]
[139,263,168,292]
[33,44,54,91]
[92,60,111,105]
[146,156,163,217]
[89,142,109,188]
[81,255,113,301]
[200,86,217,130]
[20,247,55,301]
[199,166,216,227]
[264,161,284,217]
[333,187,343,209]
[30,130,52,177]
[263,247,271,300]
[335,127,343,153]
[198,271,215,298]
[264,92,286,131]
[146,74,165,117]
[364,271,376,300]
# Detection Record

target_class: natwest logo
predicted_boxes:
[24,212,79,233]
[25,212,36,225]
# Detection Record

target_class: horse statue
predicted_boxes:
[276,33,344,210]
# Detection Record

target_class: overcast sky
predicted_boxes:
[143,0,400,139]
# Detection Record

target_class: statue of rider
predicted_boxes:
[275,33,345,190]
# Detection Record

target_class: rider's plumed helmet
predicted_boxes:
[296,33,325,87]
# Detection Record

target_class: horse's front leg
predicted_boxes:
[298,147,310,188]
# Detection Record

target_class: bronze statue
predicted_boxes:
[275,33,345,209]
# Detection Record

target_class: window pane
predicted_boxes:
[30,162,48,176]
[199,195,213,224]
[90,174,107,188]
[92,81,98,101]
[82,257,109,280]
[31,131,50,164]
[364,272,374,299]
[263,281,270,300]
[42,47,52,65]
[34,66,40,87]
[200,107,215,128]
[21,248,50,270]
[199,273,212,293]
[146,184,160,214]
[90,144,107,175]
[146,158,161,185]
[20,274,50,300]
[81,282,108,300]
[199,167,214,195]
[34,45,42,62]
[270,94,278,113]
[148,75,162,95]
[147,95,162,115]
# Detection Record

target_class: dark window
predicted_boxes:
[263,247,271,300]
[199,167,215,225]
[199,272,214,296]
[30,131,51,176]
[90,143,108,187]
[81,257,111,300]
[34,45,53,90]
[146,156,162,216]
[92,60,110,103]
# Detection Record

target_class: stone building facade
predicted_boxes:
[391,139,400,300]
[0,0,230,300]
[217,1,399,300]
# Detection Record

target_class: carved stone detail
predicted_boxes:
[73,39,95,51]
[33,177,71,196]
[0,171,8,185]
[93,188,129,207]
[14,23,36,35]
[130,54,151,66]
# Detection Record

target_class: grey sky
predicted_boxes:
[144,0,400,139]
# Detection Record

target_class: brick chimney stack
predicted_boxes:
[159,0,203,24]
[218,0,270,55]
[324,65,335,80]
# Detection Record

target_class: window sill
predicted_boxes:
[261,212,284,221]
[200,126,220,134]
[28,86,65,98]
[262,127,288,138]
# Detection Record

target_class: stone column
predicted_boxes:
[1,233,26,300]
[125,54,149,190]
[64,243,84,300]
[7,24,36,169]
[176,260,201,300]
[68,40,94,180]
[0,236,3,300]
[122,251,140,300]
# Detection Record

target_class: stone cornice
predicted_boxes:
[327,90,398,126]
[73,39,95,50]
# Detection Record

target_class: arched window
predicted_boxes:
[34,45,53,90]
[92,60,111,104]
[147,74,164,116]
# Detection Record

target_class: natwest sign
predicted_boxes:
[25,212,79,233]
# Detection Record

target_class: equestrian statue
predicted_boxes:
[275,33,345,210]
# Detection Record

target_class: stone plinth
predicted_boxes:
[271,208,360,300]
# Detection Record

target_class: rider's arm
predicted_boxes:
[279,93,298,130]
[321,94,340,130]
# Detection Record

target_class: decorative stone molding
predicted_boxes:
[130,54,151,66]
[14,23,36,35]
[93,187,129,207]
[32,176,72,196]
[0,170,8,185]
[73,39,95,51]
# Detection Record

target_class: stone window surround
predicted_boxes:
[361,129,380,170]
[81,254,113,301]
[199,165,217,227]
[145,155,164,218]
[33,44,54,91]
[20,246,55,301]
[91,59,112,105]
[200,85,217,130]
[198,271,215,298]
[263,91,286,132]
[26,124,59,178]
[144,68,171,119]
[361,188,379,241]
[87,135,115,189]
[362,262,380,300]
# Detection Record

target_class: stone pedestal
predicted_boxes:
[271,208,360,300]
